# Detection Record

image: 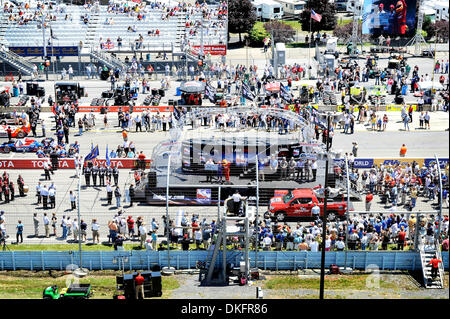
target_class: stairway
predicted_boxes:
[0,48,36,76]
[89,50,128,71]
[420,239,444,289]
[199,221,228,286]
[335,179,362,201]
[84,5,101,49]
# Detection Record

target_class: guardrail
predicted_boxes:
[0,251,448,271]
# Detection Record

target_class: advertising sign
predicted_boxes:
[424,158,449,168]
[373,158,424,167]
[334,158,374,169]
[197,189,211,204]
[74,106,174,113]
[191,45,227,56]
[362,0,417,36]
[0,158,151,169]
[9,46,79,57]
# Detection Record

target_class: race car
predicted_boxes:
[0,112,28,126]
[0,138,42,153]
[0,123,31,139]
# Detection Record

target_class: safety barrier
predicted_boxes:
[0,251,448,271]
[333,158,449,169]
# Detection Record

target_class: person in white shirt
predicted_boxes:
[69,191,76,210]
[309,239,319,252]
[43,213,50,238]
[311,160,318,181]
[194,227,203,249]
[336,238,345,251]
[72,218,79,241]
[48,187,56,209]
[91,219,100,244]
[232,191,243,215]
[311,203,320,221]
[139,222,147,248]
[263,234,272,251]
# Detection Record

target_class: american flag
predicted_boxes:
[311,9,322,22]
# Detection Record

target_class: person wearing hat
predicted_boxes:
[181,233,190,251]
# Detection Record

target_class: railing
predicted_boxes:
[0,251,448,272]
[435,239,445,288]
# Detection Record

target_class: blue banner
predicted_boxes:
[9,46,79,57]
[334,158,374,169]
[424,158,449,169]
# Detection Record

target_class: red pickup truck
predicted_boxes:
[267,189,350,222]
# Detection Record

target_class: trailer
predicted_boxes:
[252,0,283,21]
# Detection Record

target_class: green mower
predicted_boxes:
[43,283,92,300]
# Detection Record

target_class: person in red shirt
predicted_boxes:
[365,193,373,212]
[137,151,146,170]
[222,159,231,183]
[428,256,442,279]
[134,272,145,299]
[397,226,406,250]
[127,216,135,238]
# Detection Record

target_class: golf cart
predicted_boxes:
[349,85,366,105]
[54,82,85,106]
[367,85,387,105]
[386,59,402,72]
[43,283,92,299]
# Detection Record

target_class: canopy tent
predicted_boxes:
[265,82,280,92]
[418,81,444,91]
[179,81,205,93]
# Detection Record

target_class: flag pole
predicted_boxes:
[308,10,312,80]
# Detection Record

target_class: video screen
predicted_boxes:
[362,0,417,36]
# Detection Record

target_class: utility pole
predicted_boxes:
[166,154,171,269]
[42,15,48,80]
[319,114,331,300]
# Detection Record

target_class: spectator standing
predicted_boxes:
[33,213,39,237]
[43,213,50,238]
[69,191,76,210]
[139,222,147,248]
[365,193,373,212]
[91,219,100,244]
[134,272,145,299]
[16,220,24,244]
[114,186,122,208]
[51,213,57,237]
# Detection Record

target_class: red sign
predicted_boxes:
[0,158,151,169]
[0,159,75,169]
[191,45,227,56]
[75,106,174,113]
[85,159,151,169]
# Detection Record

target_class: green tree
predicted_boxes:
[228,0,257,43]
[264,21,296,44]
[249,22,269,46]
[300,0,337,33]
[422,15,435,40]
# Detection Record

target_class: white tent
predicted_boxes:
[418,81,444,91]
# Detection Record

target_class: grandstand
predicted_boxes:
[0,0,227,55]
